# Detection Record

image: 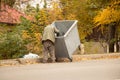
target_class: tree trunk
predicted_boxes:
[108,24,116,52]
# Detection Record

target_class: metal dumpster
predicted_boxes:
[53,20,80,61]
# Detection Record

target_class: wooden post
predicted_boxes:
[114,43,117,52]
[107,44,109,53]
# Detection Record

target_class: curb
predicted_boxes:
[0,53,120,66]
[73,53,120,61]
[0,58,41,66]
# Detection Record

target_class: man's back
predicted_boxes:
[42,24,57,43]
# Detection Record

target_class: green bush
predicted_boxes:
[0,32,28,59]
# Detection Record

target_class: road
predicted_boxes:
[0,59,120,80]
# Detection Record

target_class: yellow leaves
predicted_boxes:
[94,1,120,27]
[94,8,112,26]
[48,1,64,21]
[34,33,41,43]
[22,29,42,53]
[22,30,42,41]
[22,30,31,39]
[111,1,120,8]
[52,1,60,9]
[48,10,63,22]
[37,9,49,25]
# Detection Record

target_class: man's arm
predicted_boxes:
[54,26,59,33]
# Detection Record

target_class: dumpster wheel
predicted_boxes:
[68,57,73,62]
[55,58,58,62]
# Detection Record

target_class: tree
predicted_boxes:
[0,0,16,7]
[0,25,27,59]
[94,1,120,52]
[60,0,95,40]
[47,1,64,22]
[20,4,49,54]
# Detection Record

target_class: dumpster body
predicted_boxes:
[54,20,80,61]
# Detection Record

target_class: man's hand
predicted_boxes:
[57,33,60,36]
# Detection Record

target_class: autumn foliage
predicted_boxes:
[0,0,120,59]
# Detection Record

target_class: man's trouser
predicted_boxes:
[42,40,56,62]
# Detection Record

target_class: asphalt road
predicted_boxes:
[0,59,120,80]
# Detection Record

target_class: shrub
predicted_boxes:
[0,32,28,59]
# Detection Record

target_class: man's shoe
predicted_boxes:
[51,60,56,63]
[43,60,47,63]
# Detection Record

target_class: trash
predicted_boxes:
[23,52,40,59]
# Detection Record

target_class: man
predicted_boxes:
[42,23,59,63]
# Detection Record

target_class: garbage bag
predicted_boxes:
[23,52,40,59]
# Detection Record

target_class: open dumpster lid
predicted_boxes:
[53,20,78,37]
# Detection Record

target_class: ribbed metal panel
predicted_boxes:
[54,20,80,61]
